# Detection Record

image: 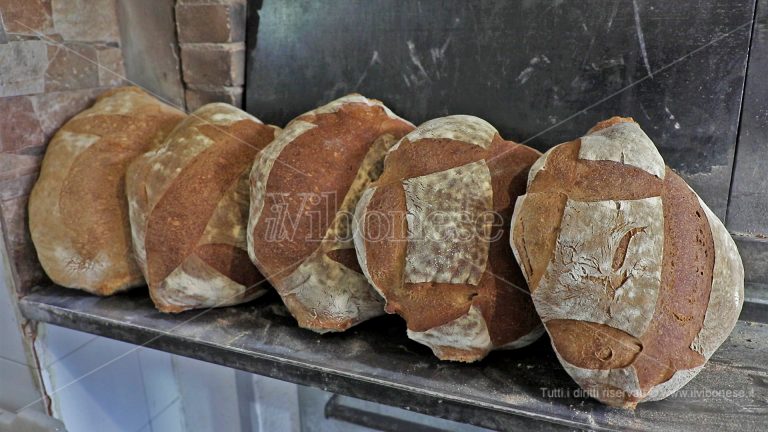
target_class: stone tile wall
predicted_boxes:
[0,0,126,295]
[0,0,250,296]
[0,0,252,419]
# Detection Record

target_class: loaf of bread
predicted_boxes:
[127,103,278,312]
[247,94,414,332]
[510,117,744,407]
[28,87,186,295]
[353,115,544,362]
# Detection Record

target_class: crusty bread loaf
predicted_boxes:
[28,87,186,295]
[247,94,414,332]
[127,103,278,313]
[510,117,744,407]
[353,115,544,362]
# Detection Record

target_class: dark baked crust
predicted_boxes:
[512,116,730,408]
[145,121,273,288]
[632,168,712,393]
[128,103,276,312]
[251,102,413,280]
[248,95,414,332]
[360,118,543,361]
[29,87,185,295]
[526,139,663,202]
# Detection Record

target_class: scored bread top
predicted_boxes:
[127,103,277,312]
[247,94,415,332]
[29,87,185,295]
[353,115,543,362]
[510,117,744,407]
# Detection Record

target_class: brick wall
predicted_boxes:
[0,3,250,417]
[0,0,127,295]
[0,0,250,295]
[176,0,247,110]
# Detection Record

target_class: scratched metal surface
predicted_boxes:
[728,0,768,237]
[19,285,768,431]
[245,0,756,220]
[727,0,768,317]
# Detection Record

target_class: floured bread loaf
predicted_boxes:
[510,117,744,408]
[353,115,544,362]
[127,103,278,312]
[29,87,185,295]
[247,94,414,332]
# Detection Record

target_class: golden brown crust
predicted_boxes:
[587,116,635,133]
[527,139,663,202]
[195,243,263,287]
[361,117,543,361]
[368,141,486,331]
[511,192,568,291]
[632,168,711,392]
[145,121,273,287]
[29,87,185,295]
[547,319,643,370]
[129,103,275,312]
[379,137,492,184]
[514,116,728,407]
[426,345,490,363]
[363,183,408,306]
[396,281,476,332]
[250,102,413,280]
[249,95,414,332]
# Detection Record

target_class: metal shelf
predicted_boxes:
[18,285,768,431]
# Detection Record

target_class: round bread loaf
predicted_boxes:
[353,115,544,362]
[510,117,744,407]
[247,94,415,332]
[29,87,186,295]
[127,103,278,312]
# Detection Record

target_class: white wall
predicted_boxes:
[34,324,302,432]
[0,236,45,414]
[23,317,488,432]
[35,324,181,432]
